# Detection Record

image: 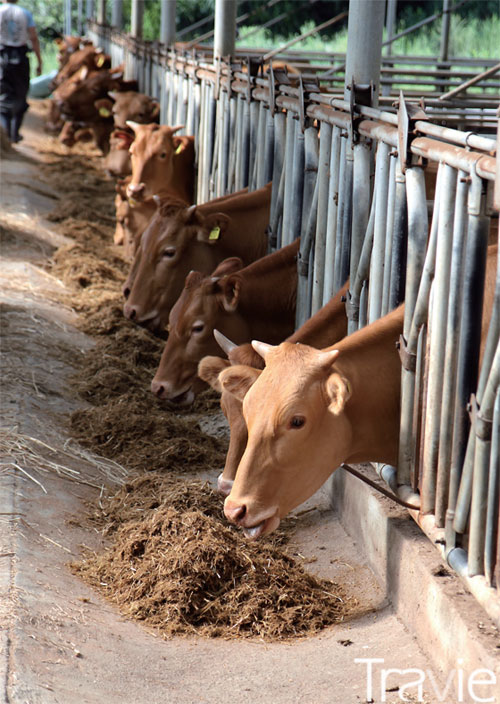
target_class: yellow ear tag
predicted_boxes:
[209,226,220,241]
[175,144,184,155]
[128,197,138,208]
[96,55,105,67]
[99,107,111,117]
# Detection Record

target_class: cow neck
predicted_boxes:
[330,305,404,465]
[229,242,299,342]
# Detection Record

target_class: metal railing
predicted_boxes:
[87,21,499,625]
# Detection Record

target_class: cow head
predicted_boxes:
[54,66,123,123]
[123,199,232,331]
[151,258,245,405]
[126,123,185,201]
[114,179,156,259]
[220,341,354,538]
[108,91,160,130]
[52,45,111,89]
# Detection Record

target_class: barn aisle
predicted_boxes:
[0,103,449,704]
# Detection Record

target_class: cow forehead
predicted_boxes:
[135,126,173,154]
[244,344,329,420]
[169,280,215,333]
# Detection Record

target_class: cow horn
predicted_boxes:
[251,340,275,360]
[108,91,118,100]
[170,124,184,135]
[214,329,237,356]
[126,120,140,132]
[316,349,340,369]
[153,194,162,206]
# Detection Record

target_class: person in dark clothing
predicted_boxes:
[0,0,42,142]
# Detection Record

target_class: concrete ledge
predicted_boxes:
[329,465,500,702]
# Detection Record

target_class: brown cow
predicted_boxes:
[125,123,195,204]
[198,278,349,496]
[219,243,498,538]
[53,65,125,153]
[51,44,111,89]
[123,184,271,332]
[100,93,160,177]
[220,304,405,538]
[151,239,300,405]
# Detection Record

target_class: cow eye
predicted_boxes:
[159,151,167,159]
[162,247,175,259]
[289,416,306,429]
[192,322,204,334]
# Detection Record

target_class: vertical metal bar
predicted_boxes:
[344,0,384,106]
[264,108,275,186]
[435,171,468,525]
[439,0,451,63]
[312,122,332,315]
[241,93,251,189]
[398,165,442,488]
[65,0,72,36]
[297,176,319,328]
[131,0,143,38]
[368,140,391,323]
[451,175,491,534]
[77,0,84,35]
[484,390,499,585]
[323,126,341,305]
[111,0,122,28]
[214,0,236,59]
[269,111,286,244]
[388,161,408,311]
[255,101,267,189]
[227,96,237,193]
[333,135,347,293]
[96,0,105,25]
[381,154,397,315]
[339,147,354,292]
[421,164,457,515]
[161,0,176,46]
[349,140,371,289]
[233,95,243,191]
[289,122,305,246]
[249,101,260,191]
[281,111,296,246]
[468,342,500,576]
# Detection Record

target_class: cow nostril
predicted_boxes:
[151,381,166,398]
[122,284,131,299]
[123,304,136,320]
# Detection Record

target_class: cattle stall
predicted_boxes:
[86,1,499,627]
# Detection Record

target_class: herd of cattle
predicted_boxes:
[48,37,497,541]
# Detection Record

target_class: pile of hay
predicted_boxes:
[73,475,353,640]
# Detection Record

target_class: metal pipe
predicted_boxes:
[421,165,457,515]
[289,124,305,245]
[281,111,296,246]
[348,191,376,335]
[263,108,274,187]
[111,0,122,28]
[349,140,371,290]
[262,12,348,63]
[255,101,267,189]
[344,0,384,105]
[96,0,105,26]
[241,93,251,189]
[484,390,499,585]
[368,141,391,323]
[312,123,330,314]
[297,175,319,328]
[131,0,143,38]
[468,341,500,576]
[435,171,468,526]
[249,101,259,191]
[322,126,341,305]
[439,0,451,63]
[451,174,491,534]
[214,0,236,60]
[388,160,408,312]
[161,0,176,46]
[333,135,347,294]
[381,154,397,316]
[338,145,353,294]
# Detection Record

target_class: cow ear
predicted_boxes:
[198,213,230,244]
[324,371,351,416]
[198,356,231,393]
[219,275,240,313]
[219,364,261,401]
[210,257,243,278]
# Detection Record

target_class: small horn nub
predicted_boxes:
[214,329,237,356]
[251,340,275,360]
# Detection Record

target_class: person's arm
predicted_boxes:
[28,26,42,75]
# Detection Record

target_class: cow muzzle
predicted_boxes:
[224,499,280,539]
[151,380,195,407]
[126,182,145,199]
